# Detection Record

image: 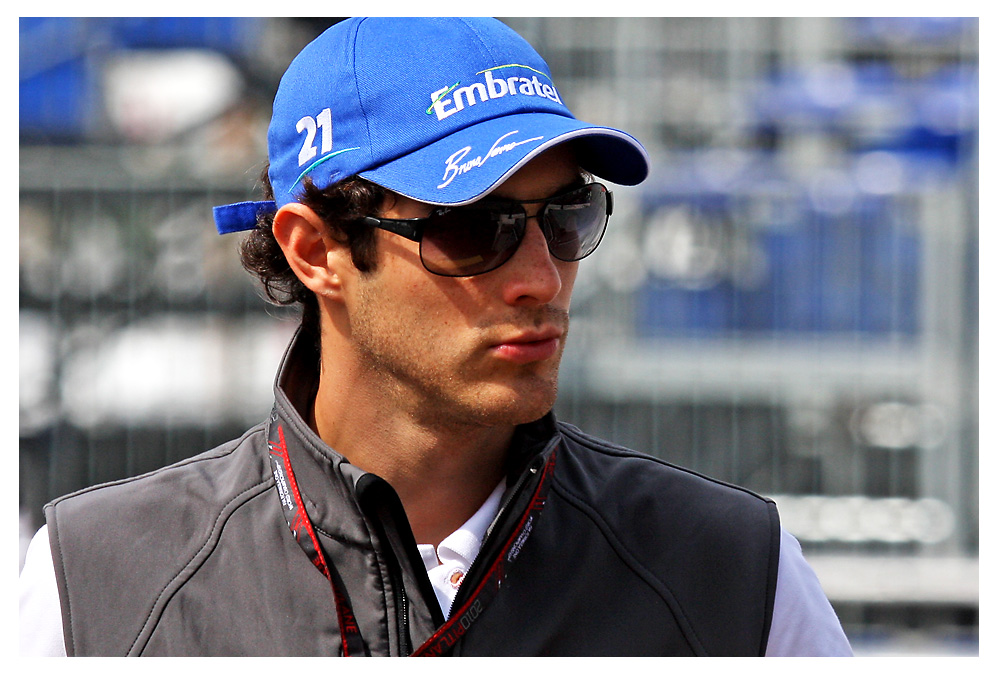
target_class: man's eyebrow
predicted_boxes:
[558,173,588,192]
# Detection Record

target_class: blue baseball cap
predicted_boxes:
[214,17,649,234]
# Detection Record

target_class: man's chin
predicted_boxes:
[470,379,560,428]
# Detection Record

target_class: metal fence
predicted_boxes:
[19,17,979,655]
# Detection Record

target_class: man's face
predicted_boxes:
[337,146,582,431]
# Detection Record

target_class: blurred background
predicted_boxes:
[19,17,978,656]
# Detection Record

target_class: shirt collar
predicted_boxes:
[417,480,506,572]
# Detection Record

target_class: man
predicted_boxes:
[20,17,852,656]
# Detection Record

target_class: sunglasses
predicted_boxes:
[360,182,613,277]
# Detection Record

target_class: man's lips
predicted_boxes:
[489,329,563,364]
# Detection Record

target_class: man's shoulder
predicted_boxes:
[543,420,781,656]
[555,420,776,509]
[552,420,780,555]
[46,422,271,526]
[41,422,282,656]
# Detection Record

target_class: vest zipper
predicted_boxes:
[398,584,412,655]
[376,500,415,655]
[448,446,552,615]
[487,451,548,540]
[355,472,439,655]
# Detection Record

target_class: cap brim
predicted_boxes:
[359,112,649,205]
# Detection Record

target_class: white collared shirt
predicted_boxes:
[417,481,506,618]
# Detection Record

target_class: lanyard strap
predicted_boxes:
[410,449,557,656]
[268,419,557,657]
[268,423,368,656]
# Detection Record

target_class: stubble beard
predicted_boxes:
[348,291,569,432]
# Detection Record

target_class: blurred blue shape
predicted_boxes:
[865,65,979,165]
[19,17,262,141]
[19,54,96,140]
[750,60,978,166]
[102,17,261,53]
[637,153,922,338]
[643,284,736,337]
[766,200,919,336]
[638,210,921,338]
[859,207,921,334]
[761,222,819,334]
[19,18,97,139]
[751,63,885,128]
[849,17,977,43]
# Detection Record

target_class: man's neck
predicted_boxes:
[310,367,513,549]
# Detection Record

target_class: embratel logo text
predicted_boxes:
[428,64,563,121]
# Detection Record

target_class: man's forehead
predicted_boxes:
[485,145,583,202]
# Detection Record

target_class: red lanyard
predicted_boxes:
[268,424,367,655]
[410,448,555,656]
[267,421,557,656]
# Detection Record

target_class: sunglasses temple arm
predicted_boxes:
[360,216,423,242]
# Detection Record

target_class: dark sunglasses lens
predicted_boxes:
[418,184,608,276]
[544,184,608,262]
[420,208,523,276]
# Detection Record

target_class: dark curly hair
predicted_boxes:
[239,165,388,342]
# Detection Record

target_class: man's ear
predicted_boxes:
[271,203,350,299]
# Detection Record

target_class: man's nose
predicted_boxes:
[497,215,563,307]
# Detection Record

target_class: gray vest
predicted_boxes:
[45,337,780,656]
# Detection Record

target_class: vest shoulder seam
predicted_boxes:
[553,422,779,655]
[557,422,774,504]
[46,506,76,656]
[548,477,708,656]
[128,476,274,655]
[47,424,267,509]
